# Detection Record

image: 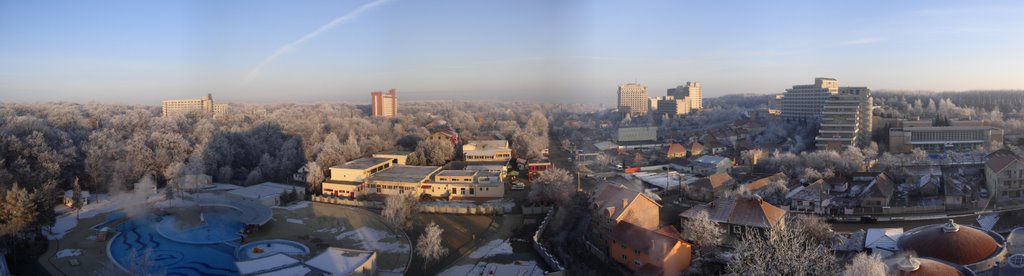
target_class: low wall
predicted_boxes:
[533,208,565,272]
[419,204,505,215]
[311,195,384,208]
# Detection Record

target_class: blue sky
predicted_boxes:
[1,0,1022,104]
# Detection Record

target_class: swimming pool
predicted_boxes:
[236,239,310,261]
[109,212,243,275]
[155,207,244,244]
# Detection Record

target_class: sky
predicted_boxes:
[1,0,1022,105]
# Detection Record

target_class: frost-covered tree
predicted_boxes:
[681,209,722,256]
[411,139,454,166]
[729,220,837,276]
[305,162,324,193]
[382,193,418,230]
[415,221,448,268]
[529,168,574,204]
[0,183,38,238]
[841,252,887,276]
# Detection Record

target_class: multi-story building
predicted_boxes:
[985,149,1024,209]
[889,126,1004,153]
[364,165,442,196]
[321,157,396,198]
[815,87,874,150]
[591,184,662,246]
[618,83,649,115]
[780,78,839,121]
[463,140,513,162]
[655,96,692,116]
[609,221,692,275]
[162,93,228,117]
[667,81,702,111]
[371,89,397,118]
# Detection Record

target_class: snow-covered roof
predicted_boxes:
[865,228,903,250]
[227,182,298,200]
[305,247,375,275]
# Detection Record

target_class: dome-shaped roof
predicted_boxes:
[886,255,970,276]
[897,220,1003,265]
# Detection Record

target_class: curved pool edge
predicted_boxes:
[235,239,311,260]
[106,231,130,274]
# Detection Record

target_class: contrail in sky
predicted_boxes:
[244,0,392,83]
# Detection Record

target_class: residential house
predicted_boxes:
[427,127,460,146]
[985,149,1024,208]
[692,155,732,176]
[682,172,736,202]
[864,228,903,256]
[689,142,705,157]
[591,184,662,247]
[859,173,896,208]
[785,179,830,214]
[667,143,687,159]
[609,221,692,275]
[742,172,787,193]
[679,196,787,241]
[702,139,728,155]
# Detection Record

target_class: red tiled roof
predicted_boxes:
[744,172,786,191]
[680,196,786,228]
[667,143,687,155]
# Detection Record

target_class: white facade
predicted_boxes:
[815,87,874,149]
[616,126,658,142]
[618,83,649,114]
[162,94,227,117]
[668,81,702,111]
[780,78,839,121]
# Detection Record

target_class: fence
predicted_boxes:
[533,208,565,272]
[311,195,384,208]
[419,203,506,215]
[523,206,553,215]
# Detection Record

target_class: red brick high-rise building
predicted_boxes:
[371,89,397,117]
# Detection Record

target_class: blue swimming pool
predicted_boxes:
[109,210,244,275]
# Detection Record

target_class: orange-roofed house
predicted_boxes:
[609,221,692,275]
[591,183,662,247]
[667,143,687,159]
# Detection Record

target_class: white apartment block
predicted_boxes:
[618,83,649,114]
[815,87,874,150]
[162,93,228,117]
[780,78,839,121]
[668,81,702,111]
[655,96,692,116]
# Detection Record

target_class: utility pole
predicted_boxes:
[574,143,582,192]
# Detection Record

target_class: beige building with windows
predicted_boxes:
[780,78,839,121]
[422,169,505,200]
[365,165,442,196]
[371,89,397,118]
[655,96,693,116]
[463,140,513,162]
[162,93,228,117]
[667,81,702,111]
[815,87,874,150]
[985,149,1024,209]
[889,126,1004,153]
[321,157,396,198]
[618,83,649,114]
[372,151,412,165]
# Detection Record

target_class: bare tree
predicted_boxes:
[412,139,454,166]
[415,221,449,268]
[382,193,418,230]
[528,168,574,204]
[729,220,837,276]
[789,214,834,245]
[305,161,324,193]
[842,252,887,276]
[681,209,722,256]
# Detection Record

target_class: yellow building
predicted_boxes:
[463,140,512,162]
[365,166,442,196]
[423,170,505,200]
[321,157,395,198]
[372,151,413,165]
[162,93,228,117]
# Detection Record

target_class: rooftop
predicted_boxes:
[986,149,1021,172]
[680,196,786,229]
[368,165,442,183]
[609,221,685,257]
[436,170,477,177]
[694,155,728,165]
[226,182,298,200]
[373,151,412,157]
[332,157,394,170]
[305,247,376,275]
[897,220,1005,266]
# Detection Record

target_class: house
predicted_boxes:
[423,169,504,200]
[682,172,736,202]
[372,151,413,165]
[692,155,732,176]
[702,139,728,155]
[985,149,1024,209]
[864,228,903,255]
[526,159,553,180]
[743,172,787,192]
[689,142,705,156]
[609,221,692,276]
[860,173,896,208]
[903,166,942,197]
[427,127,460,145]
[666,143,687,159]
[679,196,787,241]
[62,190,91,207]
[463,140,513,162]
[785,179,830,214]
[591,184,662,247]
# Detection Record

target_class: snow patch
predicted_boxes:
[335,227,409,253]
[287,218,304,224]
[56,249,82,258]
[469,239,514,259]
[315,227,345,234]
[273,201,311,211]
[45,191,165,240]
[440,261,545,276]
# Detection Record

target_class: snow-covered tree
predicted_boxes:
[382,193,418,230]
[681,209,722,256]
[415,221,449,268]
[528,168,574,204]
[841,252,887,276]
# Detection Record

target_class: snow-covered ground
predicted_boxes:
[286,218,304,224]
[335,226,410,253]
[55,249,82,258]
[440,261,546,276]
[272,201,311,211]
[45,191,166,240]
[468,239,513,259]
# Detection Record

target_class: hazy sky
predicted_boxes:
[1,0,1022,105]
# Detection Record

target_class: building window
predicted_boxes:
[633,260,641,267]
[622,255,627,261]
[634,249,640,255]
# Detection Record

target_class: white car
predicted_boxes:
[511,183,526,190]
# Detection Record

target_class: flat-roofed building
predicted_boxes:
[667,81,702,111]
[463,140,512,162]
[889,126,1004,153]
[372,151,413,165]
[618,83,649,115]
[655,96,693,116]
[321,157,396,198]
[617,126,658,143]
[816,87,873,150]
[371,89,397,118]
[780,78,839,121]
[365,165,443,196]
[423,169,504,200]
[162,93,228,117]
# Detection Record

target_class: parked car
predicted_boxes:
[511,183,526,190]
